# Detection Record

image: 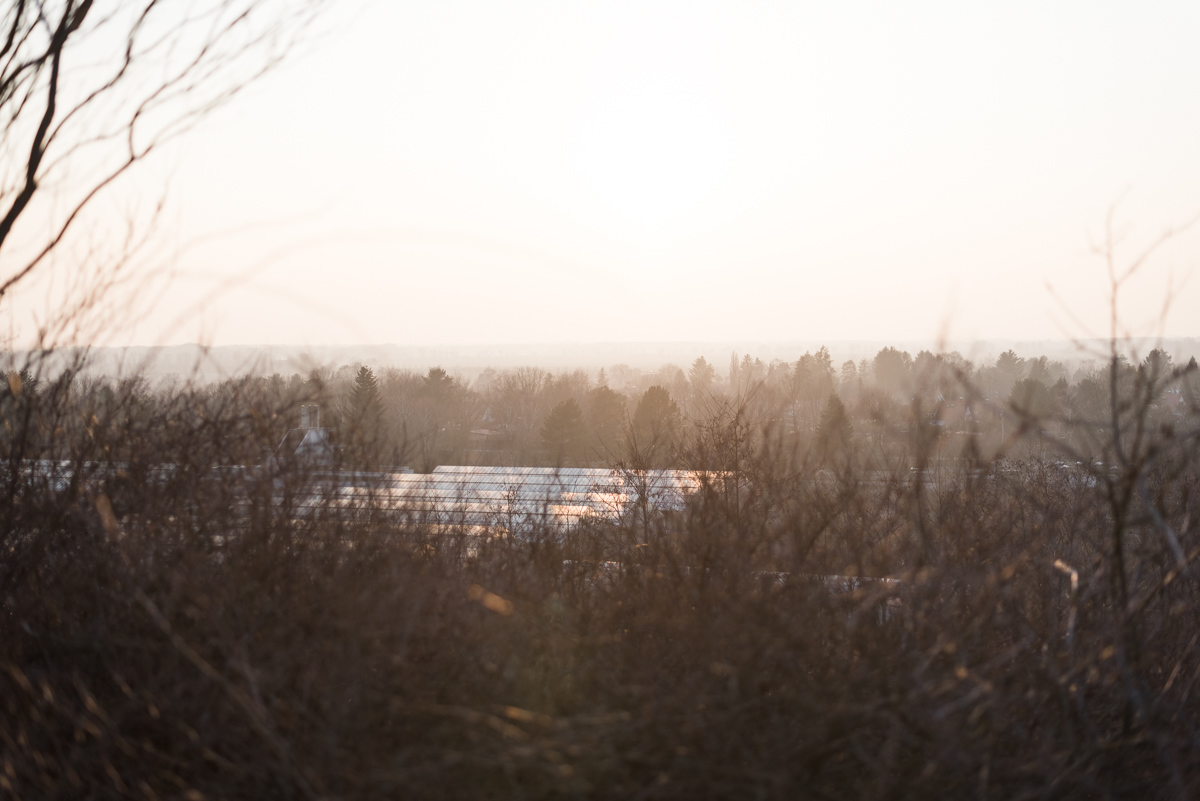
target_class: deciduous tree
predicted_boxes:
[0,0,324,344]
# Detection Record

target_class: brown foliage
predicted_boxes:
[2,345,1199,799]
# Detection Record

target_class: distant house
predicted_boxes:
[920,390,975,429]
[1161,387,1186,416]
[274,404,335,466]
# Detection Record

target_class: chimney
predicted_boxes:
[300,404,320,429]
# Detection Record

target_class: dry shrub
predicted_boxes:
[2,351,1199,800]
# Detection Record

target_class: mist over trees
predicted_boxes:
[21,341,1184,478]
[5,1,1200,796]
[5,333,1199,798]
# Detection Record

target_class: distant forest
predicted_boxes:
[26,345,1191,473]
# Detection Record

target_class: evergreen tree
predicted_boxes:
[689,357,716,394]
[540,398,588,466]
[816,392,853,458]
[350,367,382,423]
[423,367,454,399]
[1184,357,1200,406]
[991,349,1026,399]
[587,385,628,459]
[795,348,835,424]
[1008,378,1053,419]
[348,366,384,465]
[873,347,913,401]
[1140,349,1176,402]
[629,385,681,468]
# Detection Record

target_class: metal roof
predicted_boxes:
[334,466,712,530]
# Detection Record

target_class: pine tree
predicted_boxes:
[587,386,627,457]
[689,357,716,398]
[350,367,382,422]
[541,398,588,466]
[816,392,853,460]
[348,366,384,464]
[629,386,681,468]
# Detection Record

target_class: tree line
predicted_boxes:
[6,344,1195,478]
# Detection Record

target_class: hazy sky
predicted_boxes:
[36,0,1200,347]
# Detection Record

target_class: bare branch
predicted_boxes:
[0,0,326,320]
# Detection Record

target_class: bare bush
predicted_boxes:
[0,326,1196,799]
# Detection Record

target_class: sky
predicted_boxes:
[16,0,1200,348]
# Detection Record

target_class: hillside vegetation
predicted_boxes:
[2,344,1199,799]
